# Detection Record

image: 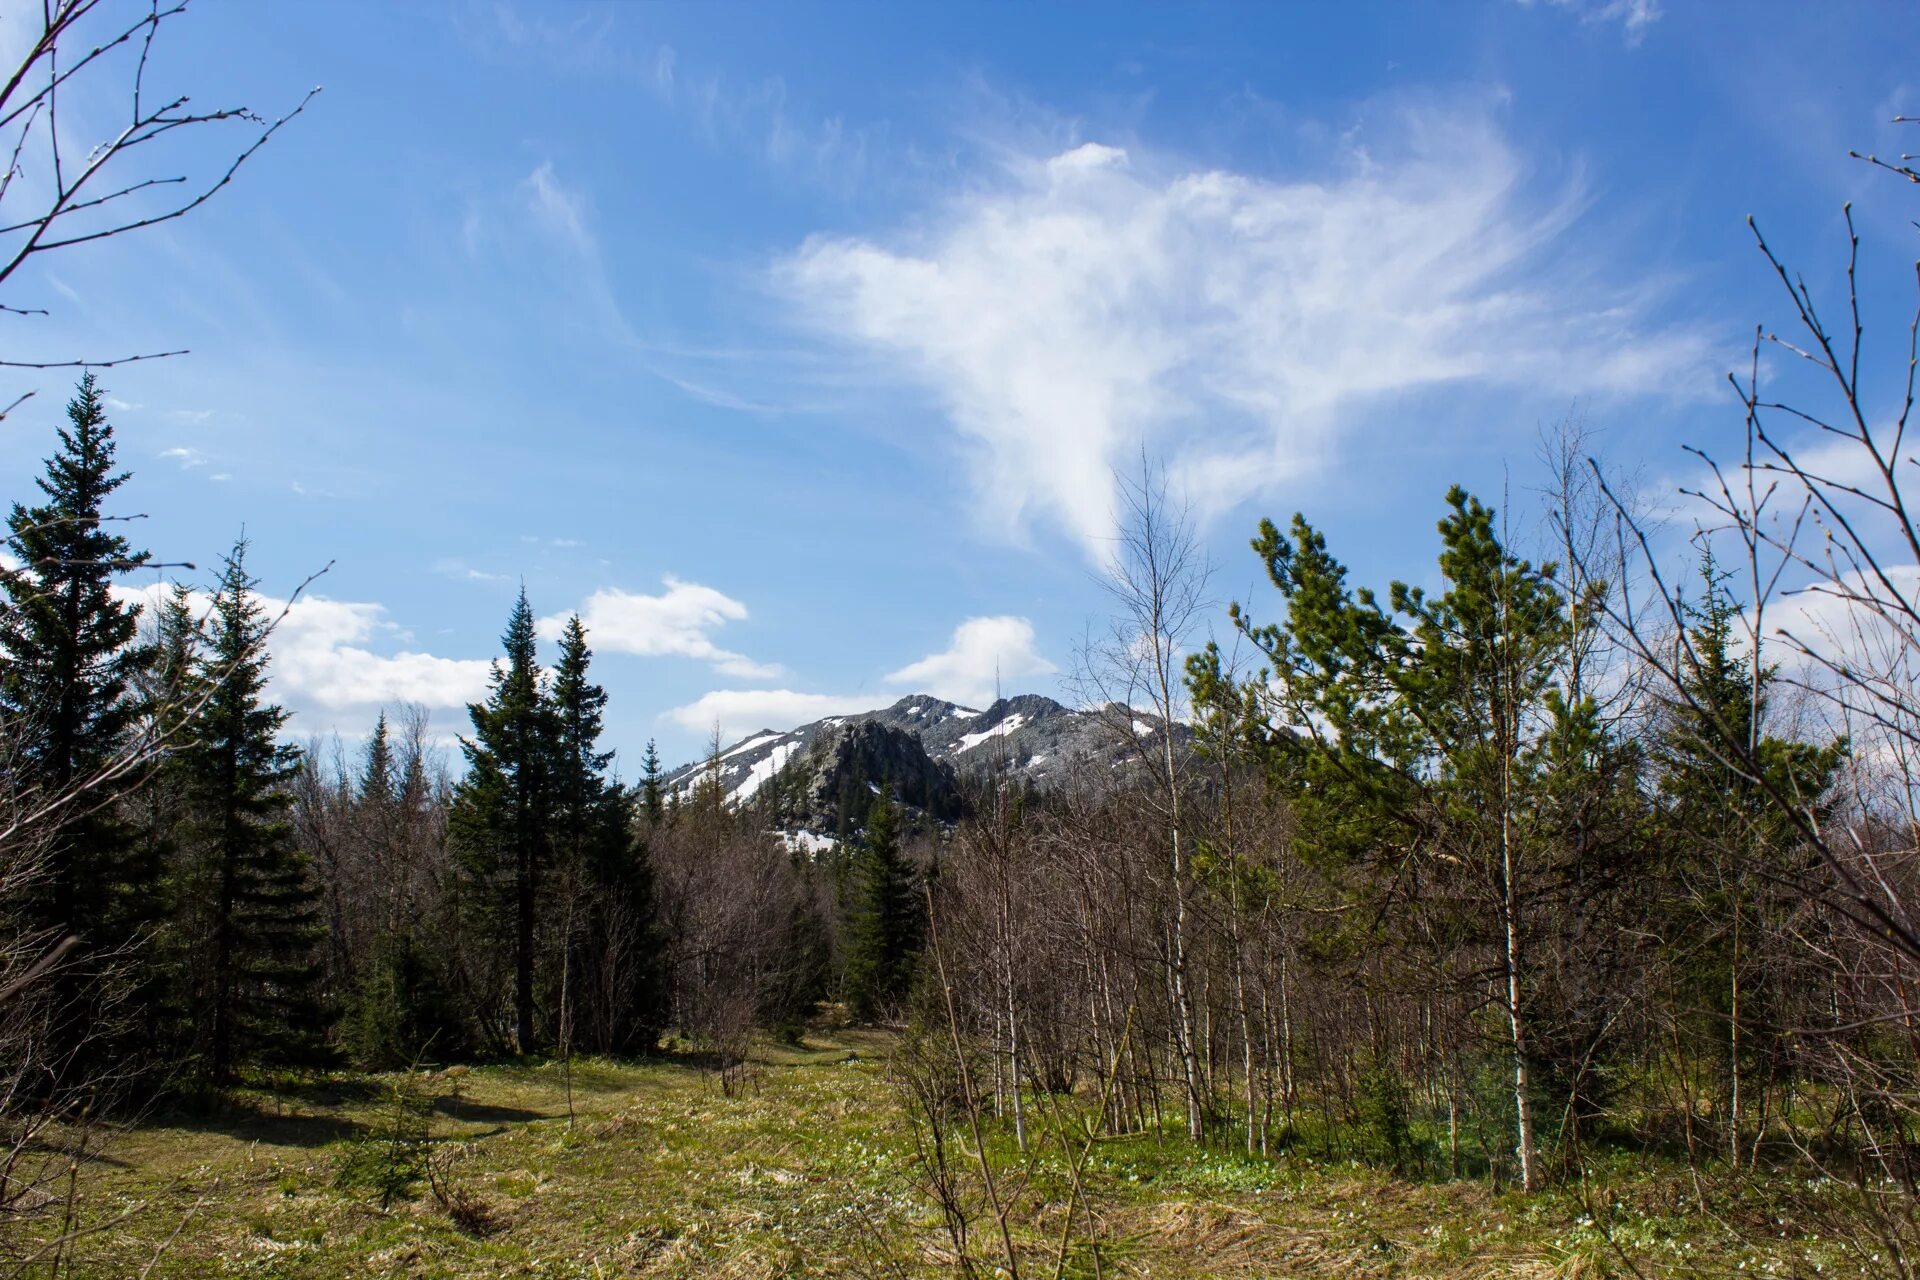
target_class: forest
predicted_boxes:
[4,3,1920,1278]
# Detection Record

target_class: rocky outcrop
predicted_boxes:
[774,720,964,833]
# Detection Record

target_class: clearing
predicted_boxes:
[23,1028,1869,1278]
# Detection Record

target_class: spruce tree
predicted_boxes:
[549,615,658,1053]
[131,583,205,1057]
[339,712,404,1066]
[183,541,329,1080]
[1652,552,1844,1161]
[450,589,555,1053]
[842,793,920,1021]
[360,710,395,807]
[551,616,613,840]
[0,375,155,1074]
[639,738,665,827]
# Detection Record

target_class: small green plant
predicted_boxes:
[333,1071,437,1208]
[1357,1063,1414,1173]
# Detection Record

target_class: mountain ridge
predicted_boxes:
[664,692,1189,822]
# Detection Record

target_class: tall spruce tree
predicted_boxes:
[0,375,155,1073]
[549,616,658,1052]
[183,541,329,1080]
[551,617,613,840]
[842,792,920,1021]
[129,583,204,1056]
[450,589,555,1053]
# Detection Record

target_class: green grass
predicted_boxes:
[11,1029,1890,1278]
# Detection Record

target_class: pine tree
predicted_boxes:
[842,792,920,1022]
[0,375,155,1074]
[183,541,329,1080]
[1237,488,1584,1191]
[450,589,555,1053]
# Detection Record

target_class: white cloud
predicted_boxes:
[665,688,883,741]
[884,615,1056,708]
[777,102,1718,559]
[544,576,782,678]
[1757,567,1920,679]
[1522,0,1662,44]
[644,43,868,189]
[668,613,1057,741]
[432,557,511,585]
[270,597,494,710]
[160,446,208,469]
[119,582,493,717]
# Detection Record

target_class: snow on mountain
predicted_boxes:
[666,692,1191,824]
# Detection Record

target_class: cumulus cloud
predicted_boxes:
[159,446,208,469]
[543,576,782,678]
[119,583,494,719]
[777,102,1718,559]
[270,598,496,709]
[668,614,1058,741]
[665,688,883,741]
[883,615,1055,708]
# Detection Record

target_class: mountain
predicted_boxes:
[664,693,1190,836]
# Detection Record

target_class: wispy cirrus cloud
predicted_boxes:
[1519,0,1662,46]
[777,97,1721,561]
[523,160,594,255]
[646,42,871,189]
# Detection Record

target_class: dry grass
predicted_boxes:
[2,1030,1879,1278]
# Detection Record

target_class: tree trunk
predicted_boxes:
[1502,801,1538,1192]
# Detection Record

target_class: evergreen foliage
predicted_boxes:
[0,376,155,1071]
[549,614,659,1054]
[450,588,556,1054]
[842,792,920,1021]
[639,738,665,826]
[179,540,329,1079]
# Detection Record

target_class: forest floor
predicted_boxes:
[17,1026,1884,1279]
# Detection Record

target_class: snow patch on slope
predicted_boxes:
[723,731,786,761]
[727,740,801,806]
[952,712,1028,753]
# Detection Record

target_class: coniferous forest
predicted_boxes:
[7,3,1920,1278]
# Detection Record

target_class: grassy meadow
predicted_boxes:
[14,1025,1885,1279]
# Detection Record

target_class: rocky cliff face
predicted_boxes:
[666,692,1191,841]
[775,719,964,833]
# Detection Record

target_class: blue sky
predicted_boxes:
[2,0,1915,768]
